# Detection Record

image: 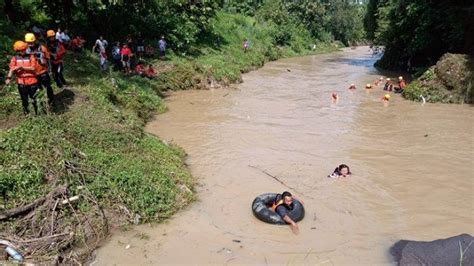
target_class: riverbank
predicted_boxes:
[403,53,473,104]
[0,12,340,263]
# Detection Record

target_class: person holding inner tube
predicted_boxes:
[272,191,302,235]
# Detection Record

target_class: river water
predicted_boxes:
[95,47,473,265]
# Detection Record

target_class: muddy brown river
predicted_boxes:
[95,47,474,265]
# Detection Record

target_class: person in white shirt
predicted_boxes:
[92,35,108,53]
[55,27,62,41]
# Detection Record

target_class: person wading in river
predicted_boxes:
[395,76,406,93]
[272,191,301,234]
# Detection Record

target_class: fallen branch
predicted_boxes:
[248,165,313,199]
[20,232,72,244]
[0,186,66,221]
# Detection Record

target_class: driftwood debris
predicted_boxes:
[0,180,108,264]
[0,186,66,221]
[248,165,313,199]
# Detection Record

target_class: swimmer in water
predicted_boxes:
[383,78,393,91]
[331,92,339,103]
[348,83,356,90]
[328,164,352,178]
[365,83,372,89]
[382,93,390,107]
[375,76,384,86]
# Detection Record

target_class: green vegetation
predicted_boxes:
[364,0,473,103]
[403,53,473,104]
[364,0,473,70]
[1,1,368,262]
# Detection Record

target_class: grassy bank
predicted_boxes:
[403,53,473,104]
[0,12,339,263]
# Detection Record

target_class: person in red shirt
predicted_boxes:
[395,76,406,93]
[5,41,41,115]
[120,44,132,74]
[70,35,85,53]
[46,29,67,88]
[145,64,155,79]
[134,63,145,76]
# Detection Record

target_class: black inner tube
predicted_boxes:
[252,193,305,225]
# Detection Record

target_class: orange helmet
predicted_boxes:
[13,40,28,51]
[47,30,55,38]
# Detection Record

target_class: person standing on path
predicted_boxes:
[243,38,249,52]
[99,47,108,72]
[25,32,54,105]
[158,36,167,59]
[55,27,62,41]
[47,30,67,88]
[111,42,122,71]
[120,44,132,74]
[5,41,41,115]
[92,35,108,54]
[136,33,145,59]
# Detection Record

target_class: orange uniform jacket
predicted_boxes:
[28,45,50,75]
[38,45,50,74]
[9,55,39,85]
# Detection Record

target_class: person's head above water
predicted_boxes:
[281,191,293,206]
[337,164,351,177]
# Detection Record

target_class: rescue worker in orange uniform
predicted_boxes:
[46,30,67,88]
[25,32,54,105]
[5,41,41,115]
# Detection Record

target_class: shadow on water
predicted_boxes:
[467,54,474,104]
[323,57,380,68]
[323,55,408,79]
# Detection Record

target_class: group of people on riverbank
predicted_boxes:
[5,29,167,115]
[5,29,70,114]
[92,34,166,75]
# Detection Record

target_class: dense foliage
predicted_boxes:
[3,0,367,49]
[364,0,474,70]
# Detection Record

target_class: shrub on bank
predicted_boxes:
[403,53,473,104]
